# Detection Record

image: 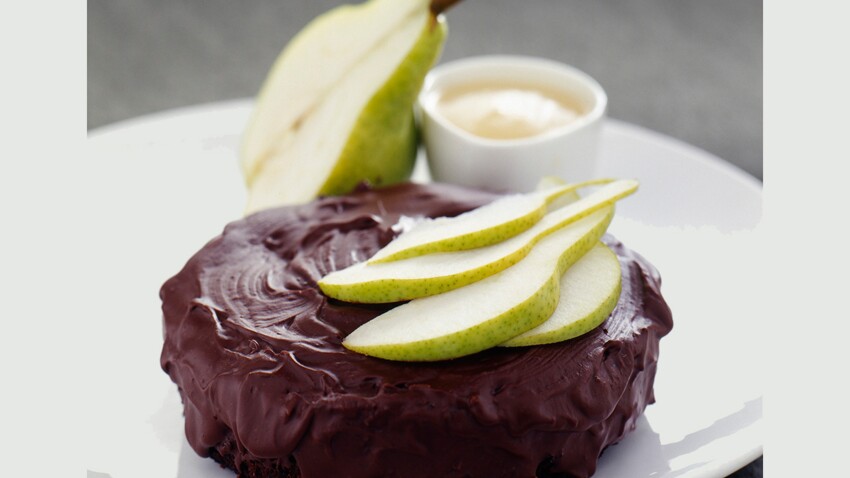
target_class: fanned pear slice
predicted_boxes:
[536,176,580,210]
[501,243,621,347]
[343,209,612,361]
[322,207,613,303]
[319,179,636,303]
[367,178,614,264]
[243,0,454,212]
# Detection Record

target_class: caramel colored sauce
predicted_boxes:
[436,82,583,140]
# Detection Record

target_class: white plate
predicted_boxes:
[85,100,763,478]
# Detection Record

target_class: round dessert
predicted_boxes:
[160,182,673,478]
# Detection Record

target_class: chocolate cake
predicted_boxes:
[160,182,673,478]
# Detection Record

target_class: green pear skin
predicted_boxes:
[242,0,450,212]
[501,242,621,347]
[343,209,615,361]
[536,175,583,210]
[319,180,635,303]
[368,178,613,264]
[242,0,421,183]
[316,18,446,198]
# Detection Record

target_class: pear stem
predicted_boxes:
[430,0,463,16]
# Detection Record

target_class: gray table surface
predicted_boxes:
[87,1,762,476]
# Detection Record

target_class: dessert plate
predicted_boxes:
[86,100,762,478]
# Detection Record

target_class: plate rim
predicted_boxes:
[88,99,763,196]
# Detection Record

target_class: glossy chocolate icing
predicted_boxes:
[160,182,673,478]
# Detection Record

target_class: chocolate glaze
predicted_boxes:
[160,182,673,478]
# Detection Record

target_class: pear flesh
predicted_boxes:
[318,179,636,303]
[242,0,446,213]
[343,208,614,361]
[241,0,429,181]
[536,176,581,210]
[368,178,614,264]
[501,243,621,347]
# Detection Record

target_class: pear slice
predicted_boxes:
[319,179,636,303]
[242,0,456,213]
[367,178,613,264]
[343,210,613,361]
[322,207,613,303]
[536,176,569,191]
[536,176,580,210]
[501,243,621,347]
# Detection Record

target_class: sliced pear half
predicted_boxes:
[319,179,636,303]
[343,208,612,361]
[501,243,621,347]
[368,178,614,264]
[243,0,453,212]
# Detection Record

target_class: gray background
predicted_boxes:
[88,0,762,181]
[87,0,762,476]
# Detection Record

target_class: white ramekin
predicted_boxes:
[418,55,607,192]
